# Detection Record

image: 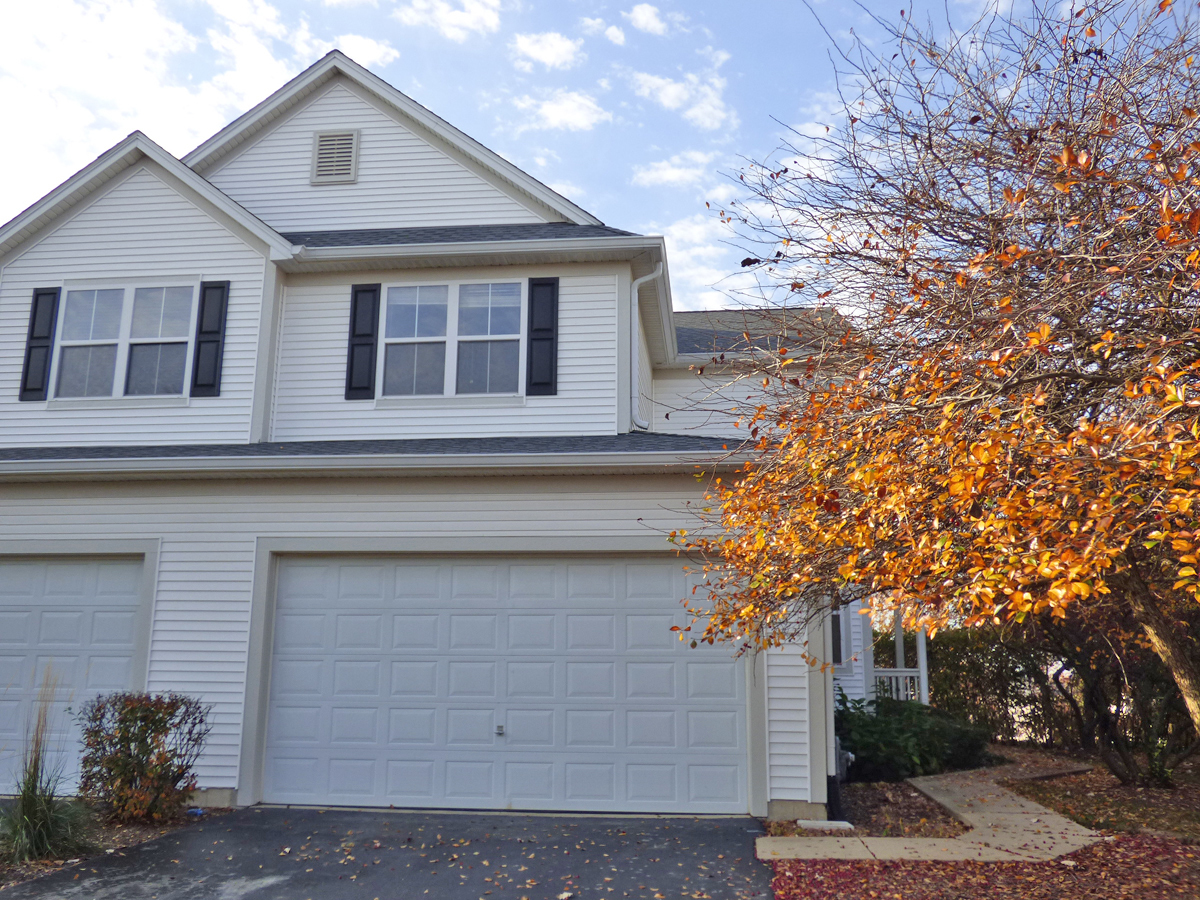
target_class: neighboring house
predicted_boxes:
[0,52,838,819]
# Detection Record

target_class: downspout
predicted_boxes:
[629,263,662,431]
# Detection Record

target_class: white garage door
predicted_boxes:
[0,558,143,793]
[264,557,748,812]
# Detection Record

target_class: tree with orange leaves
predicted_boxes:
[679,1,1200,745]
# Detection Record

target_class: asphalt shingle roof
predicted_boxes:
[673,308,846,355]
[0,433,734,462]
[282,224,638,248]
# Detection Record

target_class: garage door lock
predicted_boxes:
[495,725,505,736]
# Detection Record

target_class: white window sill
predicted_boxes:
[374,394,526,410]
[46,396,191,410]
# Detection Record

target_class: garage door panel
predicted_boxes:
[265,558,747,812]
[393,615,438,649]
[449,614,498,650]
[509,565,556,602]
[335,615,384,650]
[508,614,554,649]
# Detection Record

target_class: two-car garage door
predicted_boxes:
[264,557,748,813]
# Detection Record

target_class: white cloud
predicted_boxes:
[334,34,399,68]
[582,17,626,45]
[627,51,738,131]
[632,150,716,187]
[393,0,501,42]
[660,213,743,310]
[531,147,560,168]
[630,72,691,110]
[546,180,584,198]
[514,90,612,132]
[624,3,668,35]
[511,32,584,72]
[323,0,376,6]
[0,0,382,223]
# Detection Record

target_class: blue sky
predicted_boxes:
[0,0,996,309]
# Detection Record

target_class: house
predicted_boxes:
[0,51,838,820]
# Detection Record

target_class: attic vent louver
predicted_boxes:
[311,131,359,184]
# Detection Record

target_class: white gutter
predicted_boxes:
[629,263,663,431]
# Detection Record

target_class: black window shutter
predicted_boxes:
[526,277,558,396]
[345,283,381,400]
[19,288,61,401]
[191,281,231,397]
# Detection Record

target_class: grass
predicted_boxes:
[0,672,92,863]
[1005,757,1200,839]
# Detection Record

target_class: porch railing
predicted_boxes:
[874,668,923,702]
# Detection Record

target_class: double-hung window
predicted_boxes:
[54,284,195,398]
[379,281,523,397]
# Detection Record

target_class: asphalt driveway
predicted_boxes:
[3,807,772,900]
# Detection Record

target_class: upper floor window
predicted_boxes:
[18,280,230,403]
[56,285,195,398]
[343,277,558,402]
[381,281,522,397]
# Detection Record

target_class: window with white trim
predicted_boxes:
[380,281,523,397]
[53,285,196,398]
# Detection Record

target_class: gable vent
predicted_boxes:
[311,131,359,184]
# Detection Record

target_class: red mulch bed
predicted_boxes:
[771,835,1200,900]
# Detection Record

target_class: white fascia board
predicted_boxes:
[0,451,743,483]
[287,234,667,268]
[0,132,296,263]
[183,51,602,227]
[656,254,679,366]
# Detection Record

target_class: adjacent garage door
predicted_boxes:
[264,557,748,812]
[0,559,143,793]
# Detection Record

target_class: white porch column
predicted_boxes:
[915,628,930,705]
[893,610,905,668]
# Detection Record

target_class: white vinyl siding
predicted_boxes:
[0,165,266,447]
[765,645,812,801]
[832,599,874,704]
[0,474,713,790]
[271,270,619,440]
[206,81,548,231]
[650,368,761,438]
[637,315,652,426]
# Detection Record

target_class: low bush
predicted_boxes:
[0,675,91,862]
[77,693,211,822]
[836,694,990,782]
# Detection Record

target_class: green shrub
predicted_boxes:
[1,675,91,862]
[77,693,211,822]
[836,694,990,782]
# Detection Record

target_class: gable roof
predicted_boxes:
[183,51,602,228]
[0,131,296,264]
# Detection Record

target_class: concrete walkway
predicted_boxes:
[758,759,1099,862]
